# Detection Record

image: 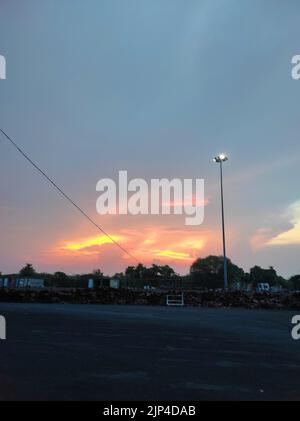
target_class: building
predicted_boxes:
[110,279,120,289]
[0,277,44,289]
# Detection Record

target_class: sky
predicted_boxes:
[0,0,300,277]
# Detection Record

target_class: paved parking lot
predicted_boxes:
[0,303,299,400]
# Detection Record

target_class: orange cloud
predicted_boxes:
[151,249,193,261]
[250,228,272,250]
[61,234,123,252]
[52,225,212,271]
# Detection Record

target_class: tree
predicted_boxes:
[113,272,124,279]
[93,269,104,278]
[190,255,244,289]
[19,263,36,278]
[289,275,300,290]
[54,271,69,287]
[250,265,278,287]
[275,276,288,289]
[125,264,147,288]
[125,266,136,278]
[124,264,176,288]
[156,265,175,279]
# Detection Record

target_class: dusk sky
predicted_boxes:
[1,0,300,277]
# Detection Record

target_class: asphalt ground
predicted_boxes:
[0,303,299,400]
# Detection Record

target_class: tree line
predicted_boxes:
[1,257,300,290]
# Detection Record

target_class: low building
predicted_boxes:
[0,277,44,289]
[110,279,120,289]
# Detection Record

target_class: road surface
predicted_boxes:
[0,303,299,400]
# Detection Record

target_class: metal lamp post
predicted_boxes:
[213,153,228,290]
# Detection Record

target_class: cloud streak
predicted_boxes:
[266,201,300,246]
[52,226,212,272]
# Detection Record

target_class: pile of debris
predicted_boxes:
[0,288,300,309]
[0,288,164,306]
[183,290,300,309]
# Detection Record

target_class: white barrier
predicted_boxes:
[166,293,184,307]
[0,315,6,340]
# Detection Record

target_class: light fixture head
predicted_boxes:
[213,153,228,163]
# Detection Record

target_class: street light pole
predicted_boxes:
[213,154,228,290]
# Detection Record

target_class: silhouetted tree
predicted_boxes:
[54,271,69,287]
[250,265,278,287]
[93,269,104,278]
[289,275,300,290]
[124,264,176,288]
[20,263,36,278]
[190,255,244,289]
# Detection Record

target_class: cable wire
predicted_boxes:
[0,127,139,263]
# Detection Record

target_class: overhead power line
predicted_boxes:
[0,127,139,263]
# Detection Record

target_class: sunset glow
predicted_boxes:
[61,235,123,252]
[151,249,193,261]
[47,225,211,272]
[1,0,300,280]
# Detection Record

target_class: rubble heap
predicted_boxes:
[0,288,300,309]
